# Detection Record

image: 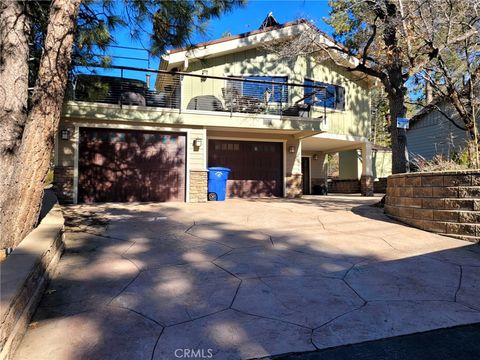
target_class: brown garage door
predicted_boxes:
[78,128,186,203]
[208,139,283,197]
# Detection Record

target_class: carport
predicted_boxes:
[301,133,374,195]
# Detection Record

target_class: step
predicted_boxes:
[442,198,479,211]
[458,186,480,198]
[441,233,480,243]
[433,210,480,222]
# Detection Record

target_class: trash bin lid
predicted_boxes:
[208,167,231,172]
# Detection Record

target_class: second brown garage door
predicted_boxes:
[78,128,186,203]
[208,139,283,197]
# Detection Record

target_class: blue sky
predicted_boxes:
[191,1,332,43]
[97,0,333,79]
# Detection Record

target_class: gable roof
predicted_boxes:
[160,16,376,87]
[162,17,356,67]
[164,19,308,64]
[410,96,447,122]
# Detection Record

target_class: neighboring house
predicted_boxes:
[54,16,377,204]
[408,98,478,160]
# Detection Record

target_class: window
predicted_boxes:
[228,75,288,103]
[304,79,345,110]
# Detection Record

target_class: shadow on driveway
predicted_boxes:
[265,323,480,360]
[11,197,480,359]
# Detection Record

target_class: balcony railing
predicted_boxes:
[67,65,328,119]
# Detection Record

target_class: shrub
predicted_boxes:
[411,141,478,172]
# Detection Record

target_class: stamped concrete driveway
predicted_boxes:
[14,195,480,360]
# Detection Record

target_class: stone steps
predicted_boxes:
[441,198,480,211]
[442,233,480,243]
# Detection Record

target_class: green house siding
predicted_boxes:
[339,150,361,180]
[177,49,371,138]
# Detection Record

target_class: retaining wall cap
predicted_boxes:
[38,206,64,226]
[0,202,64,324]
[388,170,480,178]
[0,255,34,323]
[11,224,62,257]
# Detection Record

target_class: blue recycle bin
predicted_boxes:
[207,167,231,201]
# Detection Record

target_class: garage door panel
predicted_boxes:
[208,139,283,197]
[79,128,185,203]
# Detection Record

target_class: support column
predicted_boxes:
[361,142,374,196]
[285,137,302,198]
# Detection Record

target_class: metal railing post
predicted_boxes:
[120,68,124,108]
[178,74,182,113]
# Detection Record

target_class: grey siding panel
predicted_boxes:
[408,105,473,160]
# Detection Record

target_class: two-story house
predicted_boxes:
[54,17,376,204]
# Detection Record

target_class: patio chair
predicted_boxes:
[222,86,241,112]
[187,95,225,111]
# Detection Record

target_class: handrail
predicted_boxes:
[81,63,328,90]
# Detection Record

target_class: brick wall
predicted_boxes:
[361,175,374,196]
[189,170,208,202]
[385,170,480,242]
[328,179,360,193]
[374,177,388,193]
[53,166,74,204]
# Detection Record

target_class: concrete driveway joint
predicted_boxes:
[13,195,480,359]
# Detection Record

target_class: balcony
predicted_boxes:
[69,65,331,117]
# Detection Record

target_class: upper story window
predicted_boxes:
[303,78,345,111]
[227,75,288,103]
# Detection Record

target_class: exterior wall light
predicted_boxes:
[313,154,319,160]
[60,129,70,140]
[289,146,295,153]
[193,138,203,147]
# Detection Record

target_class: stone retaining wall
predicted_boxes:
[374,177,388,193]
[286,174,302,198]
[0,201,64,359]
[385,170,480,242]
[53,166,74,204]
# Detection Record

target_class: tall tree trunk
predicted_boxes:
[0,0,30,233]
[0,0,81,248]
[389,92,409,173]
[380,1,409,174]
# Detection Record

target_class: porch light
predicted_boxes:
[60,129,70,140]
[313,154,319,160]
[289,146,295,153]
[201,70,208,81]
[193,138,203,147]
